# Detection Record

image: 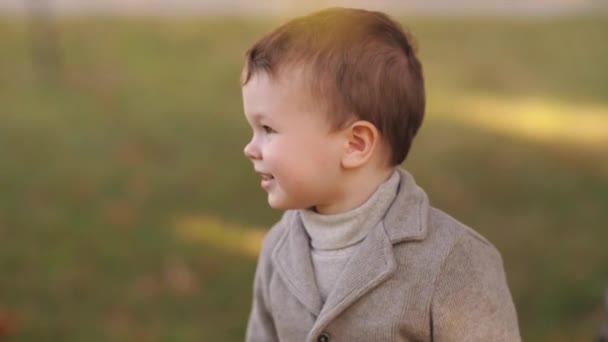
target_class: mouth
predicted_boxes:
[261,174,274,181]
[258,173,275,189]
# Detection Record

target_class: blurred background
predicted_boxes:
[1,0,607,340]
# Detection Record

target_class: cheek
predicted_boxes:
[265,141,307,176]
[311,137,343,169]
[264,135,341,177]
[262,140,292,169]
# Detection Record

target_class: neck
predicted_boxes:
[315,166,396,215]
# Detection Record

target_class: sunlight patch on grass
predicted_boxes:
[437,95,608,147]
[172,215,266,257]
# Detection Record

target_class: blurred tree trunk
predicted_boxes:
[600,289,608,342]
[26,0,64,82]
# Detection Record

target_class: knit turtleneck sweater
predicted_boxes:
[299,169,400,303]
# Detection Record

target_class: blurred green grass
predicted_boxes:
[0,14,607,341]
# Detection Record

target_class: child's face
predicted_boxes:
[242,71,346,212]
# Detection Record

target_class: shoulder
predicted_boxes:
[427,207,502,262]
[428,207,512,307]
[427,209,520,339]
[396,206,507,289]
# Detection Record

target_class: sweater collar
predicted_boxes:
[299,170,400,250]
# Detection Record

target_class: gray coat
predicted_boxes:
[246,168,521,341]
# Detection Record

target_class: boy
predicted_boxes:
[241,8,520,342]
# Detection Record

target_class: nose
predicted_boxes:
[244,138,261,160]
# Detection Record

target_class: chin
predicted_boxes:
[267,197,304,211]
[267,197,287,210]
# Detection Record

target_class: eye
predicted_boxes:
[262,125,276,134]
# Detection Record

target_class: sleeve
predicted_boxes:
[245,230,280,342]
[431,235,521,341]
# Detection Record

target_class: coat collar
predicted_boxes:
[383,167,429,243]
[271,167,430,332]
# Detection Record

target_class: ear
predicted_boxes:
[341,120,380,169]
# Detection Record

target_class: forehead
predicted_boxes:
[242,69,319,118]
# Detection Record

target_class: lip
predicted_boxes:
[255,170,274,190]
[261,177,274,190]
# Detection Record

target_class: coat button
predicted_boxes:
[317,332,330,342]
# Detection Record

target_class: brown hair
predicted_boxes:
[242,7,425,166]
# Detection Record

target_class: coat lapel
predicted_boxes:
[309,220,396,337]
[271,211,323,316]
